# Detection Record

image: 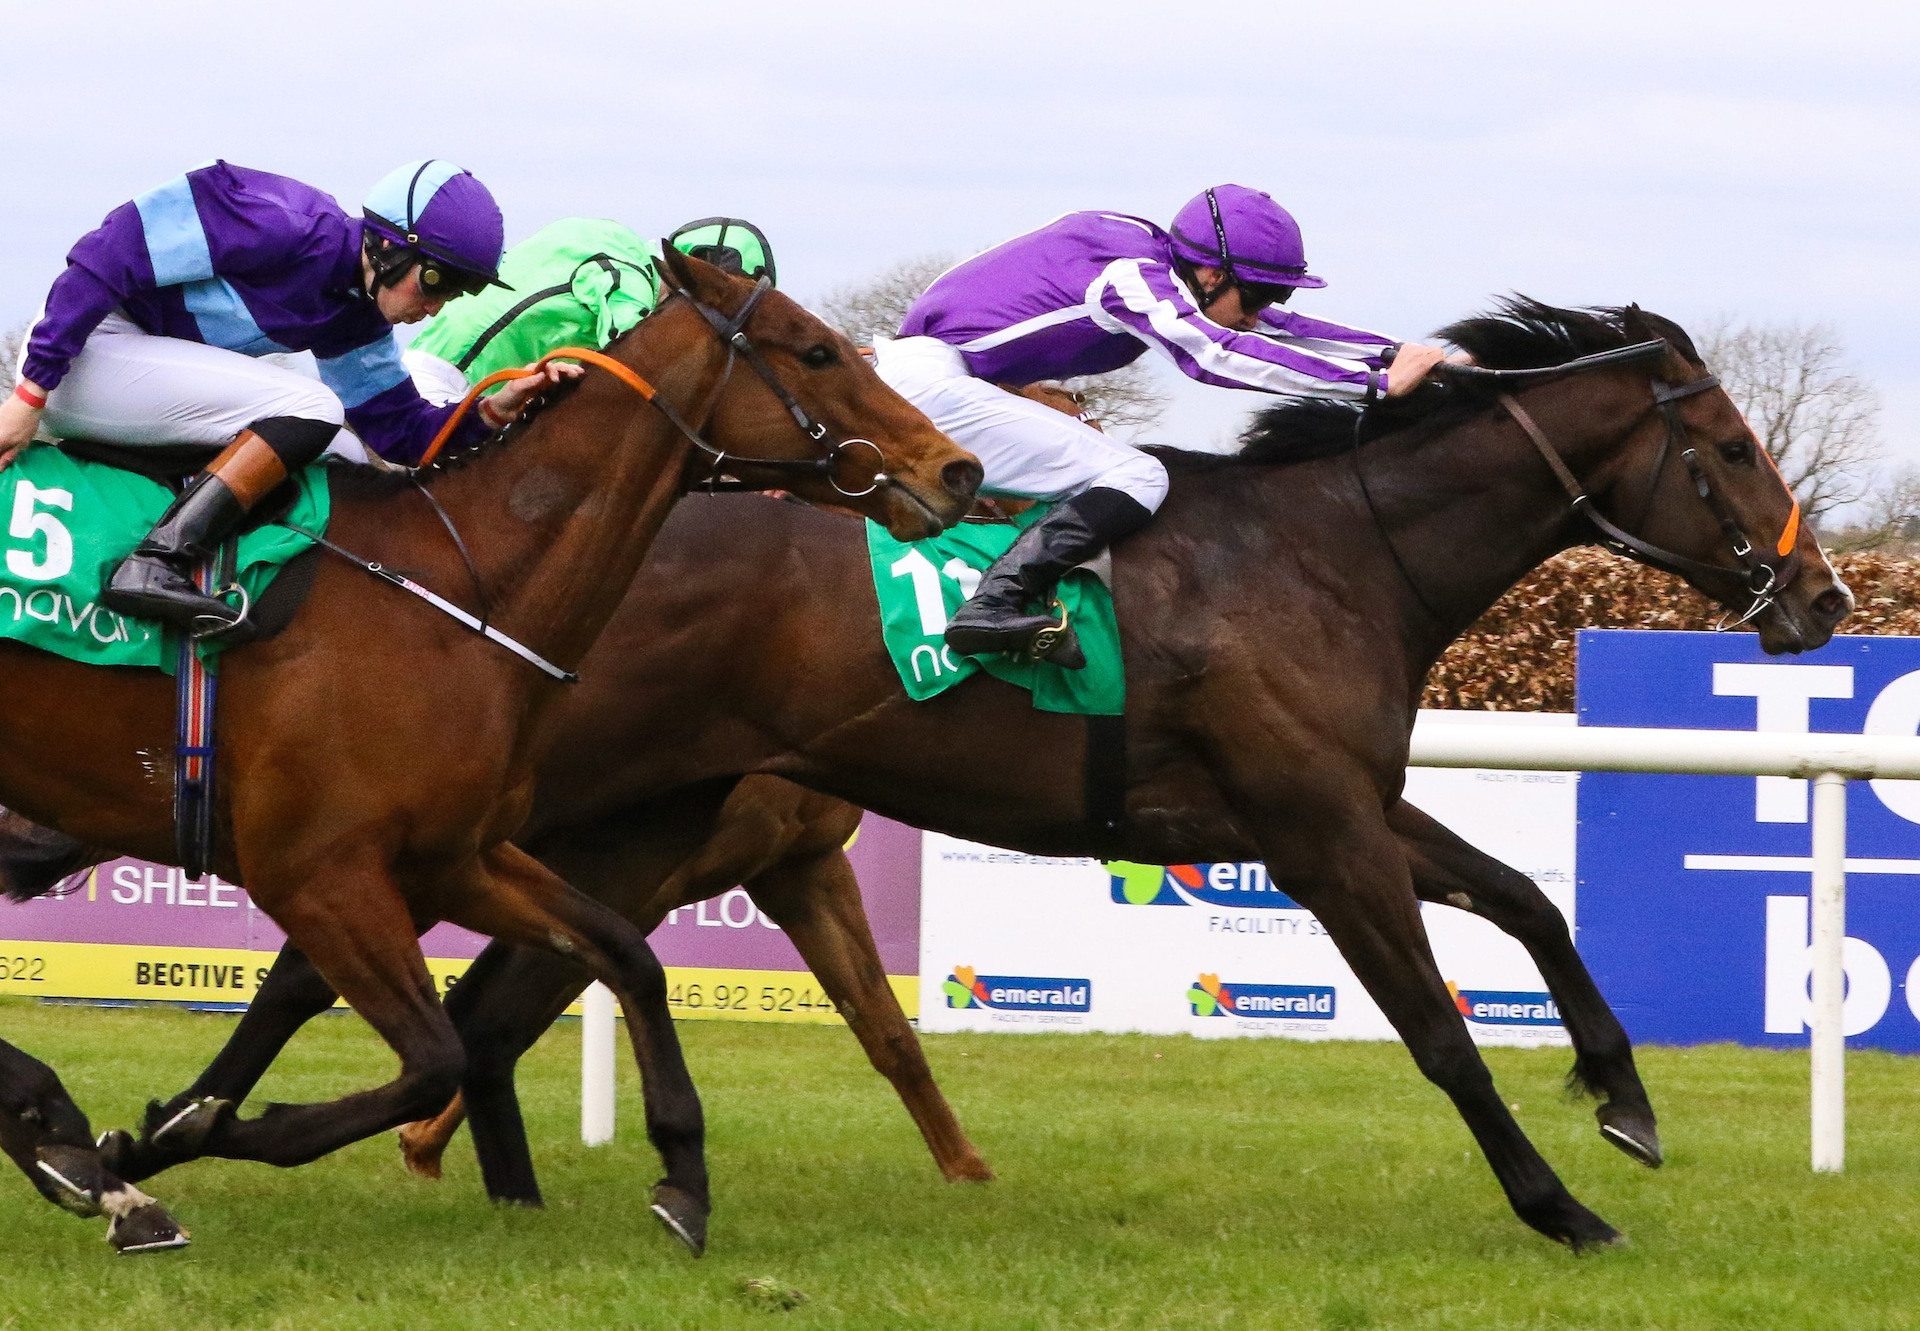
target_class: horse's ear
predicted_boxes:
[657,241,736,308]
[657,241,694,296]
[1620,303,1657,342]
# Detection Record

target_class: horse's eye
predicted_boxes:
[1718,438,1754,465]
[801,345,837,369]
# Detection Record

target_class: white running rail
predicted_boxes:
[580,713,1920,1173]
[1408,712,1920,1173]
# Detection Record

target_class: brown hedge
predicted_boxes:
[1422,550,1918,713]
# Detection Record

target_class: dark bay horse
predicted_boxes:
[29,301,1851,1251]
[0,250,980,1251]
[369,301,1846,1251]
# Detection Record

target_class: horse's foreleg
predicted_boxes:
[99,945,342,1183]
[749,849,993,1182]
[0,1037,188,1253]
[1390,800,1660,1167]
[187,868,467,1170]
[1260,806,1620,1251]
[439,843,709,1255]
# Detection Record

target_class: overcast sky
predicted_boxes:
[4,0,1913,478]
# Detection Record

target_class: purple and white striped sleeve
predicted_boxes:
[1257,308,1398,358]
[1088,258,1384,399]
[20,203,157,391]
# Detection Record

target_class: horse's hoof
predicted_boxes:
[649,1183,709,1257]
[108,1201,190,1255]
[144,1095,232,1154]
[1597,1104,1664,1168]
[33,1146,106,1217]
[1568,1225,1628,1255]
[942,1154,996,1183]
[1549,1203,1623,1254]
[396,1125,445,1180]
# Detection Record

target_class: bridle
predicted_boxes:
[1356,340,1804,632]
[673,275,887,497]
[418,273,890,499]
[300,271,910,682]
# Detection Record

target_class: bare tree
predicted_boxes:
[813,254,1169,444]
[0,324,24,395]
[1827,463,1920,553]
[1701,320,1882,523]
[815,254,958,347]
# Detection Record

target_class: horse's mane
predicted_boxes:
[324,368,593,503]
[1170,297,1700,472]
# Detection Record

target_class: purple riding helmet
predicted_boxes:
[1169,184,1326,307]
[362,159,509,296]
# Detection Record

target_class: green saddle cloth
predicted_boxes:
[0,443,330,670]
[864,504,1123,716]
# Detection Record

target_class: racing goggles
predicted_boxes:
[1234,280,1296,313]
[416,256,493,300]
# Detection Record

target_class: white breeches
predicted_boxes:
[223,347,464,466]
[27,312,344,451]
[871,336,1168,511]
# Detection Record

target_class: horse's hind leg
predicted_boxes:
[437,843,710,1254]
[434,941,589,1203]
[0,1038,188,1253]
[749,848,993,1182]
[1260,806,1620,1251]
[1391,800,1660,1167]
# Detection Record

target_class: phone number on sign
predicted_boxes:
[666,982,838,1016]
[0,955,48,982]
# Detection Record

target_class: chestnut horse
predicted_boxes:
[0,249,979,1251]
[26,301,1853,1251]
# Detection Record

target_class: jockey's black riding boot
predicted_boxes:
[104,418,327,634]
[944,486,1152,670]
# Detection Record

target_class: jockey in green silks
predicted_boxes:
[399,215,776,405]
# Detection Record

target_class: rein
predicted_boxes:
[305,276,888,680]
[1355,341,1802,632]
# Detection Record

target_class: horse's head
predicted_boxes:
[653,249,981,538]
[1438,300,1852,655]
[1583,306,1851,654]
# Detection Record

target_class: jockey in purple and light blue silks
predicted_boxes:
[0,159,571,634]
[878,183,1456,667]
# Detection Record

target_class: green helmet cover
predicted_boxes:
[669,217,776,285]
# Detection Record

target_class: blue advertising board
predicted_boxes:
[1577,630,1920,1052]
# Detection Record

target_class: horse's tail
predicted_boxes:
[0,809,104,902]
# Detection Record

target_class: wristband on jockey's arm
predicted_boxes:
[13,383,47,410]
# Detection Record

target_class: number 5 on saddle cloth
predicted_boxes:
[0,443,330,876]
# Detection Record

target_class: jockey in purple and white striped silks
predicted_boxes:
[877,183,1454,670]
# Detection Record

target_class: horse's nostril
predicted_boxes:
[1812,588,1850,625]
[943,458,984,501]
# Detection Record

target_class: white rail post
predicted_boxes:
[1809,771,1848,1173]
[581,981,617,1146]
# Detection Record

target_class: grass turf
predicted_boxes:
[0,998,1915,1330]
